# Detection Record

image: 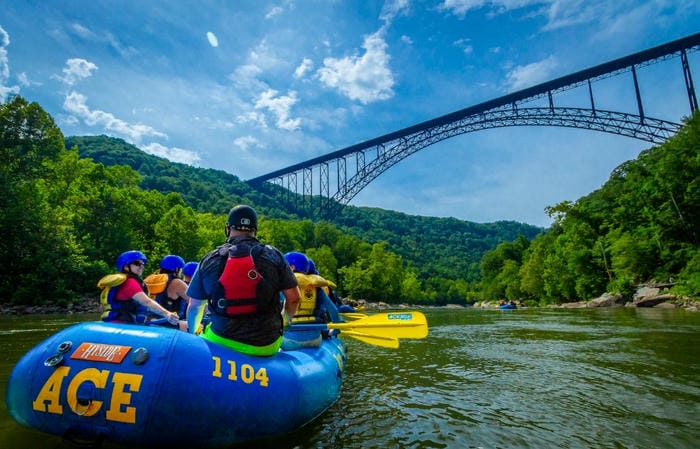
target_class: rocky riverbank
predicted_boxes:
[1,284,698,315]
[0,295,101,316]
[473,283,699,311]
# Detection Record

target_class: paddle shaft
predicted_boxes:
[288,311,428,339]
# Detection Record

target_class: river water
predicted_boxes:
[1,307,698,449]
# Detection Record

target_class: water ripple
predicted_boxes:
[2,309,699,449]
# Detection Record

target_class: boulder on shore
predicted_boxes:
[627,293,676,308]
[586,293,624,308]
[555,283,698,311]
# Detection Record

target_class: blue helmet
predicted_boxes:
[307,258,319,275]
[160,255,185,271]
[116,250,147,271]
[183,261,198,277]
[284,251,309,273]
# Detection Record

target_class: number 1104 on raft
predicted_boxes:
[211,356,269,387]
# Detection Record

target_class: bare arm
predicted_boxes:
[187,298,208,334]
[282,286,301,321]
[132,292,179,325]
[170,279,191,304]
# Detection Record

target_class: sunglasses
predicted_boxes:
[131,261,145,267]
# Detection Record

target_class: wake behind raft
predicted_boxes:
[6,321,347,448]
[6,311,428,447]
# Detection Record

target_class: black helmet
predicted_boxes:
[227,204,257,231]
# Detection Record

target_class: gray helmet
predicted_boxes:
[227,205,258,231]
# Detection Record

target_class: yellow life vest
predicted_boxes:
[292,273,329,323]
[97,273,127,320]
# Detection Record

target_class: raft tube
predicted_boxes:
[6,321,347,447]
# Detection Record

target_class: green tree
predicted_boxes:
[153,204,204,261]
[305,245,338,282]
[478,235,529,300]
[338,242,404,302]
[519,231,554,301]
[0,97,72,304]
[400,269,424,303]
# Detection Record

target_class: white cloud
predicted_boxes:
[440,0,490,17]
[0,26,20,101]
[380,0,410,24]
[236,111,269,129]
[63,91,167,143]
[16,72,31,87]
[206,31,219,47]
[140,142,201,165]
[105,32,138,59]
[233,135,262,152]
[317,31,395,104]
[504,55,558,91]
[230,135,273,174]
[229,63,267,91]
[71,23,96,39]
[439,0,650,35]
[59,114,80,126]
[248,40,286,71]
[228,40,303,131]
[55,58,98,86]
[294,58,314,79]
[543,0,610,31]
[454,38,473,55]
[265,6,284,19]
[255,89,301,131]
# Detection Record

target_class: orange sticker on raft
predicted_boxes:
[70,342,131,364]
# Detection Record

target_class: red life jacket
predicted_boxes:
[210,243,276,316]
[218,252,260,314]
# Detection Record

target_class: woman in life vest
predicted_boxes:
[285,252,315,322]
[285,253,342,324]
[151,254,190,330]
[105,250,180,326]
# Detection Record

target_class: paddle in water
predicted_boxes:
[288,311,428,348]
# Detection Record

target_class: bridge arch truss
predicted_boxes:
[248,33,700,220]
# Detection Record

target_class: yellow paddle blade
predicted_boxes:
[341,330,399,349]
[340,312,368,320]
[328,311,428,339]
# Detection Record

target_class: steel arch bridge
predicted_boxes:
[248,33,700,220]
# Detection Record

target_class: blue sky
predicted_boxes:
[1,1,698,227]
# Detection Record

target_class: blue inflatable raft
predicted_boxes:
[6,321,347,447]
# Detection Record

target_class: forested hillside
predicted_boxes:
[65,135,295,219]
[68,135,541,285]
[0,96,539,308]
[477,113,700,304]
[5,96,696,308]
